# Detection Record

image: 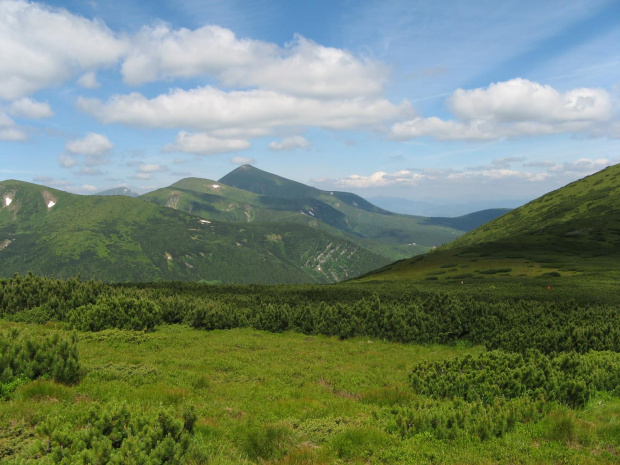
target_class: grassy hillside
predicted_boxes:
[0,180,387,283]
[356,164,620,290]
[144,167,509,263]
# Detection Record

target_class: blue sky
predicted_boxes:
[1,0,619,214]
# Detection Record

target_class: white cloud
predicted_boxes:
[449,79,612,123]
[133,163,166,180]
[0,0,126,100]
[231,156,255,165]
[548,158,612,174]
[325,170,428,189]
[269,135,309,151]
[78,184,98,192]
[78,86,411,133]
[316,157,616,194]
[164,131,251,156]
[78,71,100,89]
[390,79,617,141]
[138,164,163,173]
[66,132,114,156]
[0,111,27,141]
[121,26,386,99]
[58,153,78,167]
[9,98,53,119]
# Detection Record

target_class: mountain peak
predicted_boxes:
[219,165,320,199]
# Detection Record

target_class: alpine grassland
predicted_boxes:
[1,274,620,464]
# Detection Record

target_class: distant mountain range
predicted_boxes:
[0,165,509,284]
[96,187,139,197]
[367,196,520,217]
[357,163,620,284]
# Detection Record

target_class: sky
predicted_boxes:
[1,0,619,214]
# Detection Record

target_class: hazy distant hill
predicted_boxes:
[96,187,139,197]
[357,164,620,283]
[368,196,519,217]
[0,180,387,283]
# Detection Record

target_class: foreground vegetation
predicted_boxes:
[1,274,619,463]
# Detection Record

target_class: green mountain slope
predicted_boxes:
[145,166,508,262]
[0,180,388,283]
[219,164,322,199]
[356,164,620,286]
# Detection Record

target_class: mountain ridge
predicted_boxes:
[355,163,620,285]
[0,179,388,283]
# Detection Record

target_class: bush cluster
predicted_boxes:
[68,296,162,332]
[409,350,620,408]
[36,403,196,464]
[1,275,620,355]
[0,329,80,399]
[386,396,548,441]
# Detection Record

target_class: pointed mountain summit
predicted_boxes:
[219,164,321,199]
[219,165,392,214]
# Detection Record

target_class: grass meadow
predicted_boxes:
[2,320,619,464]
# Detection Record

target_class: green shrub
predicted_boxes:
[0,330,80,399]
[35,403,196,464]
[68,296,162,332]
[387,397,548,441]
[409,350,620,408]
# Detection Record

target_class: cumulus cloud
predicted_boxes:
[60,133,113,168]
[138,164,164,172]
[0,111,27,141]
[9,98,53,119]
[0,0,126,100]
[164,131,251,156]
[390,79,617,141]
[269,135,310,151]
[78,86,411,133]
[231,156,255,165]
[548,157,612,174]
[122,26,386,98]
[58,154,78,168]
[315,157,615,193]
[133,163,166,180]
[78,71,100,89]
[66,132,114,156]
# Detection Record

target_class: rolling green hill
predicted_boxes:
[0,180,388,283]
[356,164,620,287]
[144,166,509,262]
